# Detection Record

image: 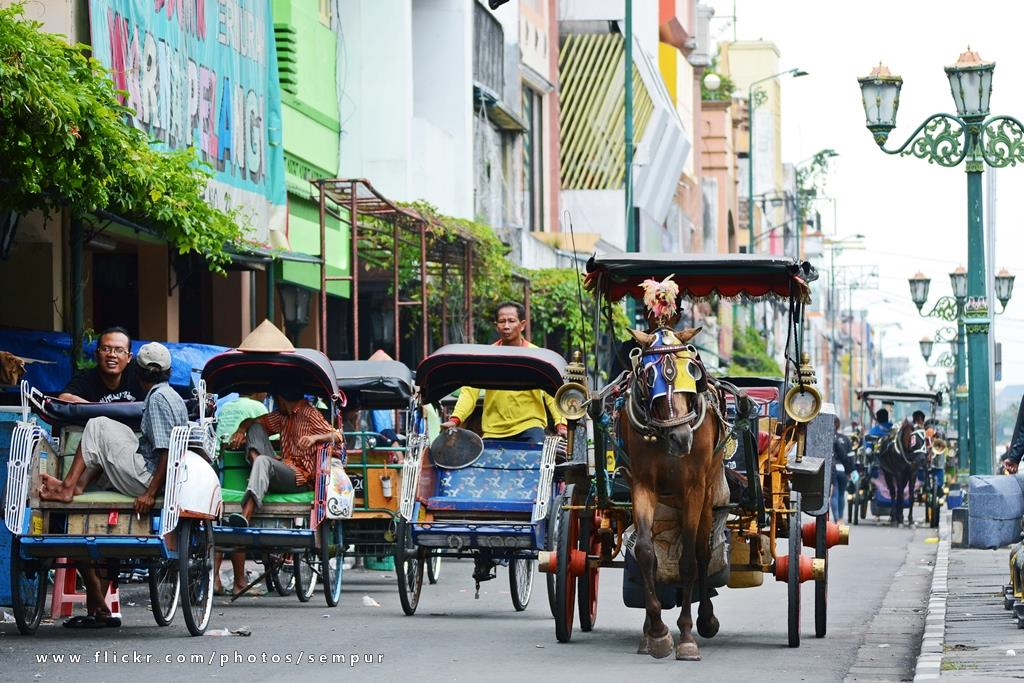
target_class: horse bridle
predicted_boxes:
[891,425,927,466]
[626,332,709,437]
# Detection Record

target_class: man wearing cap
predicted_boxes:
[38,342,188,627]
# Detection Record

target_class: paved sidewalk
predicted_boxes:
[915,511,1023,680]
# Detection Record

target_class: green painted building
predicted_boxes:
[272,0,348,348]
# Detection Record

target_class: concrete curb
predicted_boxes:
[913,510,950,682]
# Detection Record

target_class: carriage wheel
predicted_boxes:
[10,538,49,635]
[148,559,180,626]
[787,491,802,648]
[293,548,317,602]
[545,487,562,618]
[263,552,296,596]
[394,521,424,615]
[577,512,600,632]
[178,518,214,636]
[554,484,578,643]
[509,558,535,611]
[426,550,442,585]
[851,491,860,525]
[319,520,344,607]
[814,514,828,639]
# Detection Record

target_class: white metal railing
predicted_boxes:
[399,434,427,521]
[161,380,216,536]
[532,436,559,522]
[4,382,45,535]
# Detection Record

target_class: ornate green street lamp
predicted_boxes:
[926,371,937,390]
[995,268,1016,311]
[861,48,1022,474]
[919,336,934,362]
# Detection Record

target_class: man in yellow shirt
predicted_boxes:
[441,301,567,443]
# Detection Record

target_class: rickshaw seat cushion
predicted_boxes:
[430,441,542,504]
[220,487,315,505]
[424,496,534,513]
[62,491,163,506]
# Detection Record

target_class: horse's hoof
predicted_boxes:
[675,641,701,661]
[637,635,650,655]
[649,632,675,659]
[697,614,720,638]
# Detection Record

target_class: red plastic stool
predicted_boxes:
[50,558,121,619]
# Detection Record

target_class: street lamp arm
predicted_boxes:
[918,294,959,322]
[933,326,958,343]
[927,351,957,369]
[875,113,969,168]
[980,114,1024,167]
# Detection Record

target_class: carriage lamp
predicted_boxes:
[926,372,936,390]
[919,337,934,362]
[784,353,822,424]
[945,48,994,119]
[555,382,589,421]
[908,272,931,311]
[858,63,903,144]
[948,266,968,301]
[995,268,1016,311]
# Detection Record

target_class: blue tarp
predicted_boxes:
[0,329,227,397]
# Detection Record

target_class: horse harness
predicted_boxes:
[884,424,928,467]
[624,329,708,440]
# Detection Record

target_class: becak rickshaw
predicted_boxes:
[5,380,221,636]
[329,358,432,595]
[395,343,572,615]
[203,324,345,607]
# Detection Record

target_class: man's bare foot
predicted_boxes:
[39,473,64,494]
[38,481,74,503]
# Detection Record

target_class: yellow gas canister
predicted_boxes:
[727,530,764,588]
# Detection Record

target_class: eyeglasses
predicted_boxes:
[97,345,130,356]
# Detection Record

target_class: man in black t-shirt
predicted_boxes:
[59,327,144,403]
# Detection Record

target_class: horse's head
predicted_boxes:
[627,326,706,456]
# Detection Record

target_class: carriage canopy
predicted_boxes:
[858,388,943,406]
[416,344,566,405]
[331,360,415,410]
[585,253,817,305]
[202,348,343,404]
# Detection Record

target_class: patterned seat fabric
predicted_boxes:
[426,440,542,511]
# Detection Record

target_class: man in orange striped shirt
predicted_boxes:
[226,385,342,526]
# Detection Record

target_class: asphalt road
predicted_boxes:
[0,521,935,682]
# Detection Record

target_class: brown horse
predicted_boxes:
[621,326,728,661]
[877,419,927,526]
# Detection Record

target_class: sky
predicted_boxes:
[703,0,1024,396]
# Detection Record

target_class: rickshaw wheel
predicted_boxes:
[554,484,578,643]
[394,521,423,615]
[11,538,49,635]
[148,559,180,626]
[814,514,828,639]
[293,549,317,602]
[577,512,600,632]
[509,558,535,611]
[319,520,344,607]
[426,550,442,585]
[178,518,214,636]
[787,491,802,648]
[263,552,296,596]
[545,487,562,617]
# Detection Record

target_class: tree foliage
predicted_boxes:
[728,324,782,377]
[0,4,243,269]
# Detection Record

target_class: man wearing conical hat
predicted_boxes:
[224,322,341,526]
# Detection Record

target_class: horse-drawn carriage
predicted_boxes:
[540,253,848,659]
[5,381,220,635]
[394,343,568,615]
[204,342,345,607]
[853,388,943,527]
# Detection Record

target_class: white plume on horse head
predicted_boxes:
[640,275,680,325]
